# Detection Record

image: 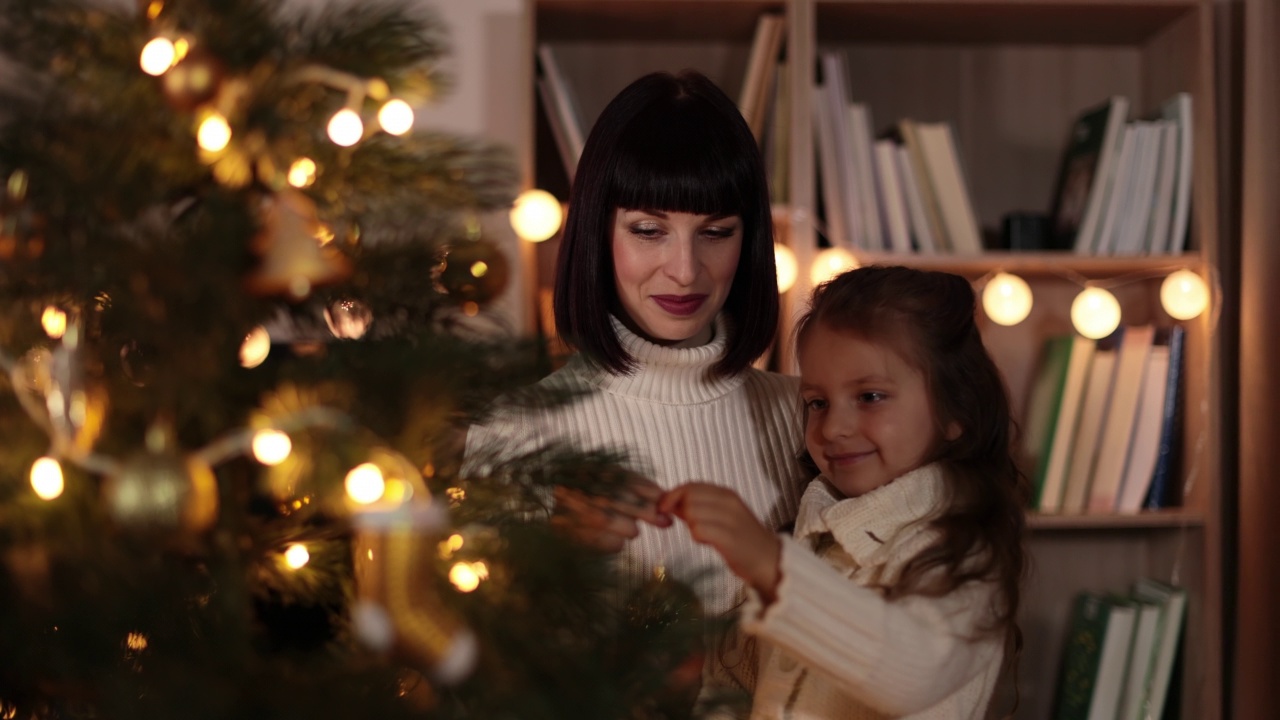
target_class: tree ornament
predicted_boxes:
[160,49,223,111]
[102,426,218,533]
[623,567,706,719]
[437,237,509,305]
[324,298,373,339]
[246,189,351,300]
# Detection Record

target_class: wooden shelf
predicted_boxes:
[846,250,1204,278]
[538,0,782,41]
[1029,509,1205,531]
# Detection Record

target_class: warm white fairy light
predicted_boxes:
[251,429,292,465]
[139,37,176,76]
[239,326,271,368]
[810,247,858,286]
[345,462,385,504]
[1071,287,1122,339]
[449,562,480,592]
[41,306,67,339]
[509,189,563,243]
[197,113,232,152]
[30,456,64,500]
[284,543,310,570]
[1161,269,1210,320]
[982,272,1034,326]
[287,158,317,188]
[377,99,414,136]
[470,261,488,278]
[327,109,364,147]
[774,243,798,293]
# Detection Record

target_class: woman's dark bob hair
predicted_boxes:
[552,69,779,378]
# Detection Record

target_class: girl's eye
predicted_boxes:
[857,391,887,404]
[803,397,827,412]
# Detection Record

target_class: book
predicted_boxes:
[737,12,785,144]
[1087,325,1156,513]
[1142,121,1179,254]
[818,52,862,249]
[1117,598,1163,720]
[1023,334,1076,506]
[874,139,912,253]
[1130,579,1188,720]
[1113,123,1163,255]
[1060,330,1122,514]
[1052,592,1138,720]
[895,144,938,253]
[1038,335,1098,513]
[1091,122,1137,256]
[1047,96,1130,254]
[1159,93,1194,254]
[847,102,883,249]
[1114,327,1178,513]
[1144,325,1186,509]
[535,44,586,182]
[812,83,850,249]
[913,121,984,253]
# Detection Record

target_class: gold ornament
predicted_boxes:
[160,49,223,111]
[437,237,509,306]
[103,448,219,533]
[245,189,351,300]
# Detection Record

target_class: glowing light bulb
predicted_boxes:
[774,243,798,293]
[327,109,364,147]
[139,37,176,76]
[1160,269,1209,320]
[809,247,858,286]
[470,261,488,278]
[345,462,385,504]
[30,456,64,500]
[508,189,563,242]
[981,272,1034,326]
[197,113,232,152]
[377,99,414,136]
[239,326,271,368]
[287,158,317,188]
[284,543,310,569]
[41,306,67,339]
[252,429,292,465]
[1070,287,1122,339]
[449,562,480,592]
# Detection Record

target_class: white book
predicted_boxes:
[895,145,938,253]
[1060,334,1120,514]
[812,84,849,249]
[536,77,579,182]
[1132,579,1188,720]
[1118,600,1164,720]
[1087,598,1138,720]
[737,13,785,143]
[848,103,884,250]
[1093,124,1137,256]
[1143,121,1179,254]
[1115,123,1162,255]
[536,44,586,177]
[874,139,913,253]
[1161,93,1194,254]
[1116,341,1172,513]
[819,52,863,250]
[1073,96,1131,254]
[915,122,983,254]
[1039,336,1098,513]
[1087,325,1155,513]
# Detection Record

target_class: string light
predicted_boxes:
[287,158,317,188]
[449,562,480,592]
[810,247,858,285]
[239,326,271,368]
[509,189,562,242]
[981,272,1033,326]
[283,543,310,570]
[251,429,291,465]
[139,37,176,76]
[327,109,364,147]
[1071,286,1122,339]
[774,243,798,293]
[1161,269,1209,320]
[196,113,232,152]
[41,306,67,339]
[345,462,385,504]
[30,456,64,500]
[377,99,414,136]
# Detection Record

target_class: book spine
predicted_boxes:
[1144,325,1186,509]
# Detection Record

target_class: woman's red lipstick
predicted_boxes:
[652,294,707,316]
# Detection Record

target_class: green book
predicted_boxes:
[1053,592,1138,720]
[1023,334,1076,506]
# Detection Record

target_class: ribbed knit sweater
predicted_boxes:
[741,465,1005,720]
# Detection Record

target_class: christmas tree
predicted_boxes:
[0,1,707,718]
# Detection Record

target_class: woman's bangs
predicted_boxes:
[606,118,746,216]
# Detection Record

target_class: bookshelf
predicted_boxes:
[521,1,1225,718]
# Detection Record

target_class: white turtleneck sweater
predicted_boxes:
[741,465,1005,720]
[465,317,808,615]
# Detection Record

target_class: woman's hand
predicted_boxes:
[659,483,781,601]
[551,476,672,554]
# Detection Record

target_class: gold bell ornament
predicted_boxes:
[245,189,351,300]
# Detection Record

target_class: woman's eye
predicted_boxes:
[629,225,663,239]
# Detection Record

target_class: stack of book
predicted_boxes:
[1024,325,1185,515]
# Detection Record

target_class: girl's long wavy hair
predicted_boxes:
[795,265,1029,665]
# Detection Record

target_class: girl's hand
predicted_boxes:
[551,476,672,554]
[659,483,781,601]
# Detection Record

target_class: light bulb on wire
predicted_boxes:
[377,99,414,136]
[327,109,364,147]
[1160,269,1209,320]
[1070,287,1122,339]
[774,243,797,293]
[139,37,176,76]
[509,189,562,242]
[30,457,64,500]
[197,112,232,152]
[981,272,1033,326]
[809,247,858,286]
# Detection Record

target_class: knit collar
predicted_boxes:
[794,464,946,569]
[578,315,747,405]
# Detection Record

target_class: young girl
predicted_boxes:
[659,265,1028,719]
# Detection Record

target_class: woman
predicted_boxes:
[465,69,808,695]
